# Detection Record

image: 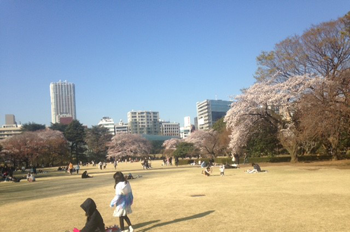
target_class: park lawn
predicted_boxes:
[1,160,350,232]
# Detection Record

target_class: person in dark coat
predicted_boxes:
[79,198,105,232]
[81,171,92,178]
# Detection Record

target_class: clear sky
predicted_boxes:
[1,1,349,127]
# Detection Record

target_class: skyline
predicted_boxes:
[1,1,349,127]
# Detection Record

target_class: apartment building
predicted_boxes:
[127,111,160,135]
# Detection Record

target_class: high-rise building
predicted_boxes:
[127,111,160,135]
[196,99,232,130]
[50,81,76,124]
[98,117,116,135]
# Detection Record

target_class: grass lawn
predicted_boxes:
[1,160,350,232]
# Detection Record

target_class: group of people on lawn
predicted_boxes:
[200,152,266,177]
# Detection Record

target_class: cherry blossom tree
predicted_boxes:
[162,138,182,158]
[185,130,225,158]
[107,134,152,160]
[1,129,69,167]
[162,138,182,150]
[1,131,41,167]
[224,75,323,162]
[37,129,69,165]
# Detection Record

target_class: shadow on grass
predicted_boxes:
[137,210,215,231]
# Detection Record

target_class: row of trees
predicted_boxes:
[161,119,231,159]
[0,119,172,167]
[0,120,113,167]
[224,12,350,162]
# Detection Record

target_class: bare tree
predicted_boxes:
[255,14,350,82]
[297,70,350,159]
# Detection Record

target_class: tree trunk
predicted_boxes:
[290,149,299,163]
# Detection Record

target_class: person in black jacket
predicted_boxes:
[81,171,92,178]
[79,198,105,232]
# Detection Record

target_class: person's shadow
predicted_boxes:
[134,210,215,231]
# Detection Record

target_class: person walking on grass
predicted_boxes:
[110,171,134,232]
[76,163,80,174]
[69,162,74,175]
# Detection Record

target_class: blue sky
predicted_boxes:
[1,1,349,127]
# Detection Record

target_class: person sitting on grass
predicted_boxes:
[75,198,105,232]
[201,166,211,176]
[81,171,92,178]
[246,163,267,173]
[26,172,35,182]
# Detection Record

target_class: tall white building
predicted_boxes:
[127,111,160,135]
[196,99,232,130]
[50,81,76,124]
[98,117,115,135]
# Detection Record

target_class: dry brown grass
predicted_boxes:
[1,160,350,232]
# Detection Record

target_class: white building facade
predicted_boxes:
[115,120,129,134]
[98,117,115,135]
[160,121,180,137]
[127,111,160,135]
[0,114,22,140]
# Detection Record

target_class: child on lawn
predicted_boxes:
[110,172,134,232]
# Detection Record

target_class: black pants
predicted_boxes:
[119,215,132,230]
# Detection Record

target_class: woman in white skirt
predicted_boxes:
[110,172,134,232]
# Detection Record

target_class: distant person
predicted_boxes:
[202,166,211,176]
[81,171,92,178]
[78,198,105,232]
[98,162,102,170]
[246,163,267,173]
[26,172,35,182]
[69,162,74,175]
[110,171,134,232]
[220,165,225,176]
[142,158,149,169]
[76,163,80,174]
[114,160,118,170]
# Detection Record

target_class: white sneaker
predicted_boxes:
[129,226,134,232]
